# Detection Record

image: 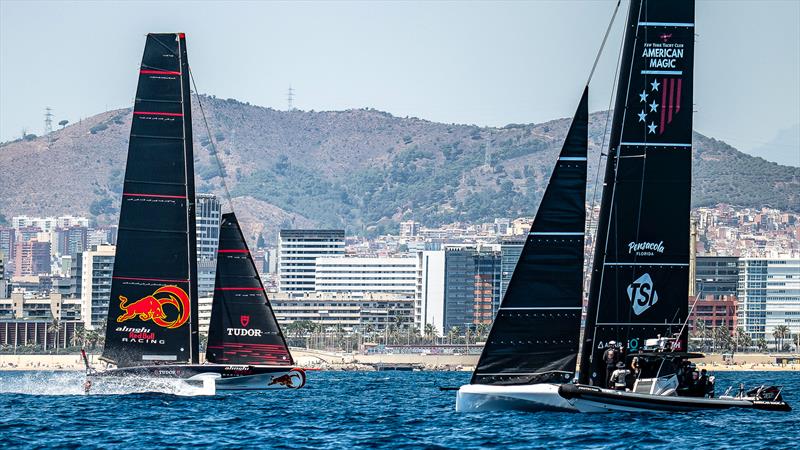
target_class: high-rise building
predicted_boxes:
[418,250,445,335]
[400,221,420,238]
[56,226,88,257]
[79,245,115,329]
[737,257,800,346]
[500,238,524,301]
[688,256,738,333]
[0,227,15,263]
[443,245,501,332]
[0,250,7,299]
[13,240,51,276]
[196,193,222,297]
[278,229,345,292]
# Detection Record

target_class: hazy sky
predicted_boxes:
[1,0,798,165]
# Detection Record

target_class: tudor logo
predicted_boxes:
[627,273,659,316]
[240,315,250,327]
[227,328,263,337]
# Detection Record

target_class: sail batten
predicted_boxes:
[579,0,695,385]
[102,33,197,367]
[471,87,588,386]
[206,213,294,366]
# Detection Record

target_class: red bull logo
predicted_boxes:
[117,285,190,329]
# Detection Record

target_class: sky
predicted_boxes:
[1,0,798,165]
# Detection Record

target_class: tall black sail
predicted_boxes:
[579,0,695,385]
[102,33,199,366]
[472,88,588,385]
[206,213,293,366]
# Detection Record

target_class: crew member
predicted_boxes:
[602,341,619,388]
[609,362,631,391]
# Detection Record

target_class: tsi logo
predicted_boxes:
[627,273,659,315]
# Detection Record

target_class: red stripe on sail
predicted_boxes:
[668,78,675,124]
[676,79,682,113]
[133,111,184,117]
[124,193,186,199]
[140,70,181,76]
[218,249,250,254]
[113,276,189,283]
[660,78,667,134]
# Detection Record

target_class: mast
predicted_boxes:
[471,88,588,385]
[102,33,197,367]
[579,0,695,385]
[206,213,293,366]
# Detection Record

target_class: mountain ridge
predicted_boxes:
[1,96,797,240]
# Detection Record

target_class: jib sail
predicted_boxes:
[471,88,588,385]
[579,0,695,385]
[102,33,199,366]
[206,213,293,366]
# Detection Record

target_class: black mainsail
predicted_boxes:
[206,213,293,366]
[579,0,695,385]
[102,33,200,366]
[471,88,588,385]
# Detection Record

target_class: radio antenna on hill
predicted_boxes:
[287,85,295,111]
[44,107,53,135]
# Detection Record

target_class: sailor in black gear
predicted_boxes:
[602,341,619,388]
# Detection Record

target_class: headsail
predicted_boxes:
[102,33,199,366]
[471,88,588,385]
[579,0,695,385]
[206,213,293,366]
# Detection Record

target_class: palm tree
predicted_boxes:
[475,323,490,342]
[424,324,438,344]
[735,327,752,353]
[47,319,62,353]
[773,325,790,352]
[447,326,460,345]
[756,337,768,352]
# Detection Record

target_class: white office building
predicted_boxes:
[278,229,345,292]
[79,245,115,330]
[738,257,800,347]
[418,250,445,336]
[314,257,419,294]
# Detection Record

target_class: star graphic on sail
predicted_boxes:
[639,90,648,102]
[638,110,647,122]
[648,122,657,134]
[650,79,660,91]
[649,100,659,113]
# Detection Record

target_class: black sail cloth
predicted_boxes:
[579,0,695,385]
[102,33,199,366]
[471,88,588,385]
[206,213,293,366]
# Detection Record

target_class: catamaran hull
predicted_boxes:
[456,383,577,412]
[557,384,790,413]
[88,364,306,390]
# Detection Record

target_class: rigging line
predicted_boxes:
[188,67,236,217]
[589,0,641,364]
[587,0,622,85]
[585,0,627,281]
[672,283,703,353]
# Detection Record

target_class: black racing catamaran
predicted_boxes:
[458,0,789,413]
[456,88,588,411]
[85,33,304,391]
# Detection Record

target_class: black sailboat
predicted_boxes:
[86,33,304,391]
[456,88,588,411]
[558,0,789,412]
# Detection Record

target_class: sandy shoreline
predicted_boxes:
[2,350,799,372]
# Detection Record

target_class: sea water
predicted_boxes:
[0,370,797,448]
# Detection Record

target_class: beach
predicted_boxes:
[1,350,799,372]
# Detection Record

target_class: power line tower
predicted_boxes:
[287,85,295,111]
[44,107,53,135]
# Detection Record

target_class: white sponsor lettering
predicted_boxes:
[628,241,664,256]
[627,273,659,316]
[227,328,263,337]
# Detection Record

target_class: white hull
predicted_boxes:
[455,383,577,412]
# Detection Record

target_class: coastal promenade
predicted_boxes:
[1,351,799,372]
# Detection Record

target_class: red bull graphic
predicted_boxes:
[268,369,306,389]
[117,285,190,329]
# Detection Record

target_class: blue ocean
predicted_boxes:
[0,370,797,448]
